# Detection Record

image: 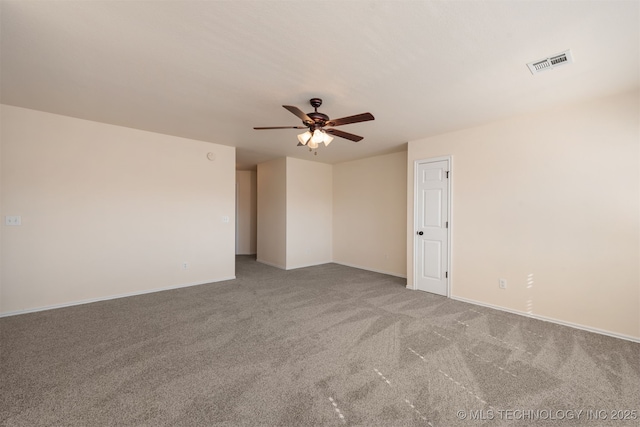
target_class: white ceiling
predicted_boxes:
[2,1,638,169]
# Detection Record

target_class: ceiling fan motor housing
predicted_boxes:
[306,98,328,126]
[306,111,329,126]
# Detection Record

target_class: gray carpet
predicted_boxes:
[1,256,639,426]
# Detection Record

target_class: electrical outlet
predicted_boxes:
[499,279,507,289]
[182,262,188,270]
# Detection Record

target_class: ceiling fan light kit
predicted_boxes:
[254,98,374,154]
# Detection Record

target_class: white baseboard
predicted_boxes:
[0,276,236,318]
[332,261,407,279]
[286,260,334,270]
[256,259,336,271]
[256,257,406,279]
[450,295,640,343]
[256,258,286,269]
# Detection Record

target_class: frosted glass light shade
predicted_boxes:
[311,129,324,144]
[323,133,334,146]
[308,140,319,149]
[297,131,312,145]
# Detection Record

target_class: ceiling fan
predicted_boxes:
[254,98,374,150]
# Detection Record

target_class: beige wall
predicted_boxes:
[256,158,287,268]
[236,170,257,255]
[1,105,236,315]
[286,158,332,269]
[407,90,640,340]
[334,151,407,277]
[256,157,332,270]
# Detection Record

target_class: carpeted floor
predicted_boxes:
[1,256,639,426]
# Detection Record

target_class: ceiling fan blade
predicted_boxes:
[253,126,308,130]
[325,128,364,142]
[326,112,374,127]
[283,105,314,123]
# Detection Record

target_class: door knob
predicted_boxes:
[417,231,424,235]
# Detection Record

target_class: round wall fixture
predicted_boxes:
[207,152,216,161]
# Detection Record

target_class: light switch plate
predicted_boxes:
[5,216,21,226]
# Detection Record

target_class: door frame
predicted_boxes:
[413,155,453,297]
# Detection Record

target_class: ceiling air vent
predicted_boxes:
[527,50,573,75]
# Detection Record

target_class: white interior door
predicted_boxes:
[414,159,449,296]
